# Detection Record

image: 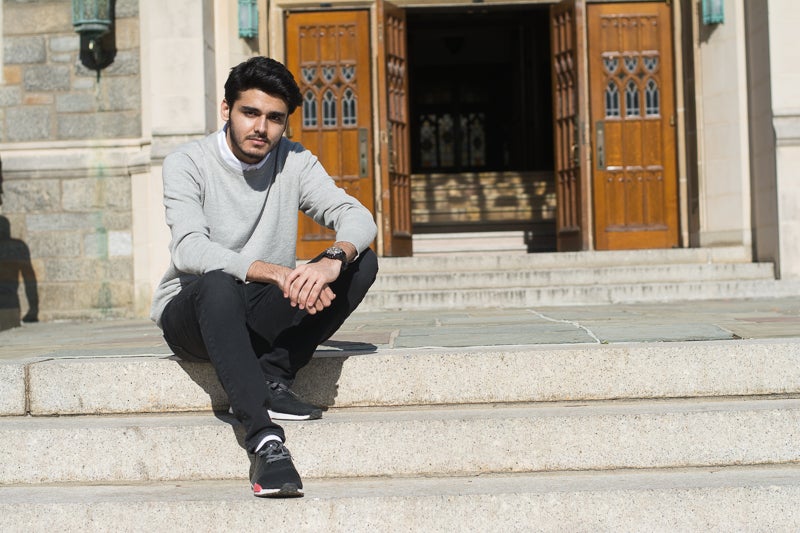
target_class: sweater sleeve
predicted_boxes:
[162,150,254,281]
[293,149,378,253]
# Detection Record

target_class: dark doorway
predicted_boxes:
[407,6,556,250]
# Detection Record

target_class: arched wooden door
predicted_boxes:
[285,11,375,259]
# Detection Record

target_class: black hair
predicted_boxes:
[224,57,303,114]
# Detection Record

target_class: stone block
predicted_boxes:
[0,179,61,212]
[23,65,70,92]
[40,256,131,283]
[115,0,140,18]
[26,231,82,259]
[5,106,50,142]
[27,213,98,232]
[72,77,95,91]
[36,283,79,311]
[41,257,92,282]
[50,53,74,64]
[83,230,108,258]
[3,36,46,64]
[57,111,141,140]
[2,3,72,35]
[49,35,80,54]
[114,18,140,50]
[100,211,132,232]
[56,93,95,113]
[3,65,22,85]
[108,231,132,257]
[0,363,26,415]
[62,177,103,211]
[97,77,141,112]
[23,93,54,105]
[0,86,22,107]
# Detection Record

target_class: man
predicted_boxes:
[150,57,378,498]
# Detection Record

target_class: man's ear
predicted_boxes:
[220,99,231,121]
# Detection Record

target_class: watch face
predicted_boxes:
[325,247,346,261]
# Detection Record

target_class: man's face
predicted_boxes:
[220,89,289,164]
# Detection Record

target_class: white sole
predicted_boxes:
[253,483,303,498]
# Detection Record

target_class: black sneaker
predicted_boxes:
[251,440,303,498]
[266,381,322,421]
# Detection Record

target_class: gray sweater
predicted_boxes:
[150,133,377,327]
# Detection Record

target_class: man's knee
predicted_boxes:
[353,248,378,280]
[195,270,241,299]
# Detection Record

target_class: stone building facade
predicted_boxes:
[0,0,798,330]
[0,0,143,328]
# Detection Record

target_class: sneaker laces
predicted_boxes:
[257,441,292,463]
[268,381,299,399]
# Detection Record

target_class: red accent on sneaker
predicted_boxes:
[253,483,262,493]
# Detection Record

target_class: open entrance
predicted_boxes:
[406,6,556,252]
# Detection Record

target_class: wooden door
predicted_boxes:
[376,0,412,256]
[588,2,678,250]
[551,0,591,251]
[285,11,375,259]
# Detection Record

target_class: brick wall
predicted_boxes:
[0,0,143,330]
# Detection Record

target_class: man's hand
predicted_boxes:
[283,259,340,314]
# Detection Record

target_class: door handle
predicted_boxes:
[596,121,605,170]
[359,128,368,177]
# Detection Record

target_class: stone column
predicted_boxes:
[693,0,753,250]
[768,0,800,279]
[134,0,217,317]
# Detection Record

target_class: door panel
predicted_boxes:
[285,11,375,259]
[550,0,590,251]
[377,0,412,257]
[588,2,678,250]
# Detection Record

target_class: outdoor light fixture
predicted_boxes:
[72,0,116,74]
[239,0,258,39]
[702,0,724,25]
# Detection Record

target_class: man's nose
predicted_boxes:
[254,115,267,133]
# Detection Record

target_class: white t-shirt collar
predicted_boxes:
[217,125,270,172]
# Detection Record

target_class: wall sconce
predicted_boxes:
[239,0,258,39]
[72,0,116,74]
[702,0,724,25]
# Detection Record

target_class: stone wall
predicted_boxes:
[0,0,144,330]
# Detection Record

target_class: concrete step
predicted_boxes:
[2,398,800,484]
[412,231,529,254]
[7,340,800,416]
[379,246,752,273]
[372,263,775,291]
[360,278,800,311]
[2,466,799,532]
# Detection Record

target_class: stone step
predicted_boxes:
[372,262,774,291]
[360,278,800,311]
[2,398,799,484]
[378,246,752,273]
[2,466,799,532]
[7,340,800,416]
[412,231,529,254]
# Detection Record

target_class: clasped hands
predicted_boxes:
[246,258,341,315]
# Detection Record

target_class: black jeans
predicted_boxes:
[160,249,378,452]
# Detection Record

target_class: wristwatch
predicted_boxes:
[316,246,348,272]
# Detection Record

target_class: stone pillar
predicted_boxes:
[134,0,217,317]
[693,0,753,249]
[768,0,800,279]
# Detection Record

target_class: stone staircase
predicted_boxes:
[2,338,800,530]
[363,245,800,311]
